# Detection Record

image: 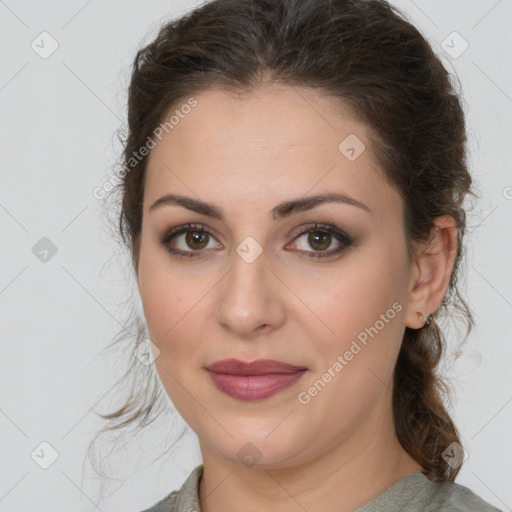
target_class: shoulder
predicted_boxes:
[428,479,503,512]
[137,464,204,512]
[137,466,503,512]
[357,473,503,512]
[138,490,179,512]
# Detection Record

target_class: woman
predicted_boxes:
[91,0,502,510]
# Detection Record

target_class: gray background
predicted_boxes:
[0,0,510,510]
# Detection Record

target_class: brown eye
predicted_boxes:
[161,223,222,258]
[307,231,331,251]
[287,223,353,259]
[185,230,210,250]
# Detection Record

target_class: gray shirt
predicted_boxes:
[140,464,503,511]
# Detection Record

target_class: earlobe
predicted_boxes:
[404,215,458,329]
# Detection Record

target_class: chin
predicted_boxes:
[204,429,311,469]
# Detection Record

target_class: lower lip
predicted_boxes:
[206,370,307,401]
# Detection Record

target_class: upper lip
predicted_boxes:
[206,359,307,375]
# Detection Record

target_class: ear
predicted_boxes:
[404,215,459,329]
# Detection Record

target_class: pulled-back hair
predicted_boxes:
[89,0,476,486]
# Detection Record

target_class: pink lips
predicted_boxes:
[206,359,307,401]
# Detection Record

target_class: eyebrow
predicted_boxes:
[149,191,371,220]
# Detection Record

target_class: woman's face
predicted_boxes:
[137,84,418,468]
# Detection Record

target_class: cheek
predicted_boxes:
[137,239,217,360]
[296,244,407,379]
[137,237,184,343]
[138,272,192,349]
[304,254,402,332]
[293,263,405,433]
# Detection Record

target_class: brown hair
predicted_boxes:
[88,0,476,487]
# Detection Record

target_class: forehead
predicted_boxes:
[143,84,402,223]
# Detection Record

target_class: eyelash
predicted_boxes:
[160,222,353,260]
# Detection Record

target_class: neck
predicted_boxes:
[198,411,423,512]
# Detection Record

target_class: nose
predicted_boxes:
[215,246,286,339]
